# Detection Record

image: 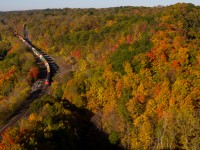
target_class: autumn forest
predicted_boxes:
[0,3,200,150]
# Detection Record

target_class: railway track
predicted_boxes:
[0,20,59,136]
[0,90,42,134]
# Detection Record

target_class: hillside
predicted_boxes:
[0,3,200,150]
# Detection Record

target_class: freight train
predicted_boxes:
[1,19,50,86]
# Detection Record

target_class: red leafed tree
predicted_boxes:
[146,50,155,62]
[0,129,22,149]
[171,60,179,69]
[0,131,14,149]
[111,45,117,52]
[29,67,39,80]
[138,94,146,103]
[73,49,81,59]
[156,104,164,119]
[126,35,134,44]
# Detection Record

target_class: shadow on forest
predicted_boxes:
[62,99,124,150]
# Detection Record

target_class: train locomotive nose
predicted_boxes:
[45,80,49,85]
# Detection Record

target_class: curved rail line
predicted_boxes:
[0,20,53,136]
[0,90,43,135]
